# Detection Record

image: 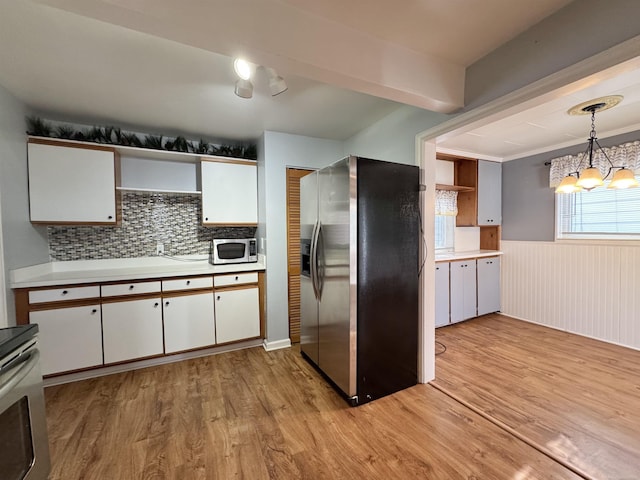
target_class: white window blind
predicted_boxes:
[556,180,640,239]
[435,189,457,251]
[435,215,455,250]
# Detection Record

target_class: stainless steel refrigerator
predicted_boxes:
[300,156,420,406]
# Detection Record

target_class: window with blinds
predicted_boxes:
[435,215,455,250]
[556,180,640,239]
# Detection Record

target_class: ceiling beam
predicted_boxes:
[33,0,465,113]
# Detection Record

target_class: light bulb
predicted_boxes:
[233,58,253,80]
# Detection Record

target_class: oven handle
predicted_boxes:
[0,348,40,397]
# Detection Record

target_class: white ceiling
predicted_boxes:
[0,0,401,141]
[0,0,577,143]
[437,58,640,161]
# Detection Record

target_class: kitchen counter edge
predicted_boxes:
[435,250,502,263]
[10,259,266,289]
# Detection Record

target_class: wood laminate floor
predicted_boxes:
[434,314,640,480]
[45,344,581,480]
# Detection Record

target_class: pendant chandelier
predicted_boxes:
[555,96,639,193]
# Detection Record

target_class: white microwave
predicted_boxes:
[209,238,257,265]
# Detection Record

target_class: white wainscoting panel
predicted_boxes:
[501,240,640,351]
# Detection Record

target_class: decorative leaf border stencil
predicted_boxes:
[26,116,258,160]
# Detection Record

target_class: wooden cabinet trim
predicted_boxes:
[258,271,266,339]
[203,222,258,227]
[102,353,165,368]
[200,158,256,166]
[100,293,162,304]
[162,288,213,299]
[28,137,117,153]
[29,299,101,312]
[15,289,31,325]
[214,283,258,293]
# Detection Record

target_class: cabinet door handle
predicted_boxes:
[62,290,68,295]
[108,215,113,220]
[205,217,209,221]
[154,302,159,308]
[165,301,170,307]
[129,285,135,290]
[91,309,97,314]
[217,295,221,301]
[186,280,191,285]
[235,276,239,281]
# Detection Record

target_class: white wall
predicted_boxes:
[344,105,448,165]
[501,240,640,351]
[0,85,49,326]
[255,134,267,251]
[260,131,343,347]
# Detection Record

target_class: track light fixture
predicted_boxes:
[232,58,287,99]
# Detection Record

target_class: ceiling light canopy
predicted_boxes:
[554,96,638,193]
[232,59,288,99]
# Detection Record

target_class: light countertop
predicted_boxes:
[10,255,266,289]
[435,250,502,263]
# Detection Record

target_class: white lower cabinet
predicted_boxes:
[163,292,216,353]
[450,260,477,323]
[30,304,103,376]
[102,297,164,364]
[215,287,260,344]
[19,271,263,377]
[477,256,501,316]
[435,263,450,328]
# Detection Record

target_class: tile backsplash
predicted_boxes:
[48,192,256,261]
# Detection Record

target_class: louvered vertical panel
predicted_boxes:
[501,241,639,351]
[286,168,313,343]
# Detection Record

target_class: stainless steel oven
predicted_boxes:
[0,325,50,480]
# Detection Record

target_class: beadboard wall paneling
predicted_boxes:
[501,240,640,351]
[48,193,256,261]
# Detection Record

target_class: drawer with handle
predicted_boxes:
[29,285,100,304]
[101,281,161,297]
[214,272,259,288]
[162,276,213,292]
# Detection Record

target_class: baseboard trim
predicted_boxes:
[262,338,292,351]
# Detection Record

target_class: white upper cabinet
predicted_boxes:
[477,160,502,226]
[201,159,257,226]
[28,141,119,224]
